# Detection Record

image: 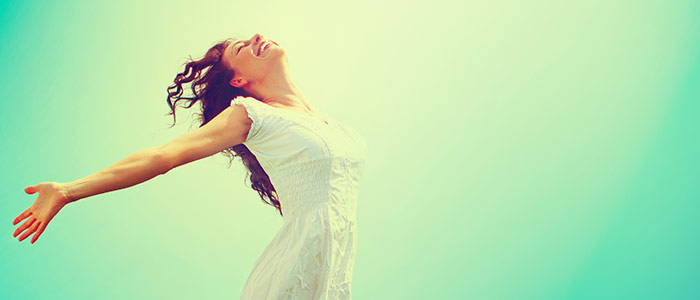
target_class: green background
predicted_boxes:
[2,0,699,299]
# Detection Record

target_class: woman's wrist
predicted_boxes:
[58,182,77,205]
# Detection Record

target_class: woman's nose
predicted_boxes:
[251,34,263,44]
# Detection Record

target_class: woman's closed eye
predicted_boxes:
[237,42,249,54]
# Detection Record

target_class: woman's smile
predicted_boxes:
[257,39,278,57]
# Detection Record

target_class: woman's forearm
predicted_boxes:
[63,147,170,204]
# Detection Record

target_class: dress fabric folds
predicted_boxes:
[230,96,368,300]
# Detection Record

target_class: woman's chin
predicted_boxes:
[265,48,283,58]
[265,50,287,62]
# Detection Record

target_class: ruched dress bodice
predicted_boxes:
[230,96,368,300]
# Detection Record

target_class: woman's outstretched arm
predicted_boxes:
[12,147,168,243]
[12,101,251,243]
[62,100,252,203]
[62,147,170,204]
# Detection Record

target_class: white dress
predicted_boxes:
[230,96,368,300]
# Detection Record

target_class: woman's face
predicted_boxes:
[221,33,284,88]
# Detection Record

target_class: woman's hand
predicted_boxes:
[12,182,71,244]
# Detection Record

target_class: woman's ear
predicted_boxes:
[229,77,248,88]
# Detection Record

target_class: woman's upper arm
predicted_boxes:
[157,104,252,170]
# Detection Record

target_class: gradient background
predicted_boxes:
[1,0,699,299]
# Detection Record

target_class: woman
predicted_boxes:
[12,33,368,299]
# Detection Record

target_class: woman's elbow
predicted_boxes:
[151,147,175,175]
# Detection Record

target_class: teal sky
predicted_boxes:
[1,0,699,299]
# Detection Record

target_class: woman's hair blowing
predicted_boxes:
[165,39,283,217]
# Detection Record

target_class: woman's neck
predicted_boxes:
[247,70,316,114]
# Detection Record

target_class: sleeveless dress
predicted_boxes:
[230,96,368,300]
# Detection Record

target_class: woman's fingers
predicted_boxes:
[31,222,46,244]
[14,217,36,238]
[13,183,57,243]
[18,220,40,242]
[13,210,32,226]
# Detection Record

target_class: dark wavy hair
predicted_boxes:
[165,38,282,217]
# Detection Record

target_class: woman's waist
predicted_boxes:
[280,195,358,220]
